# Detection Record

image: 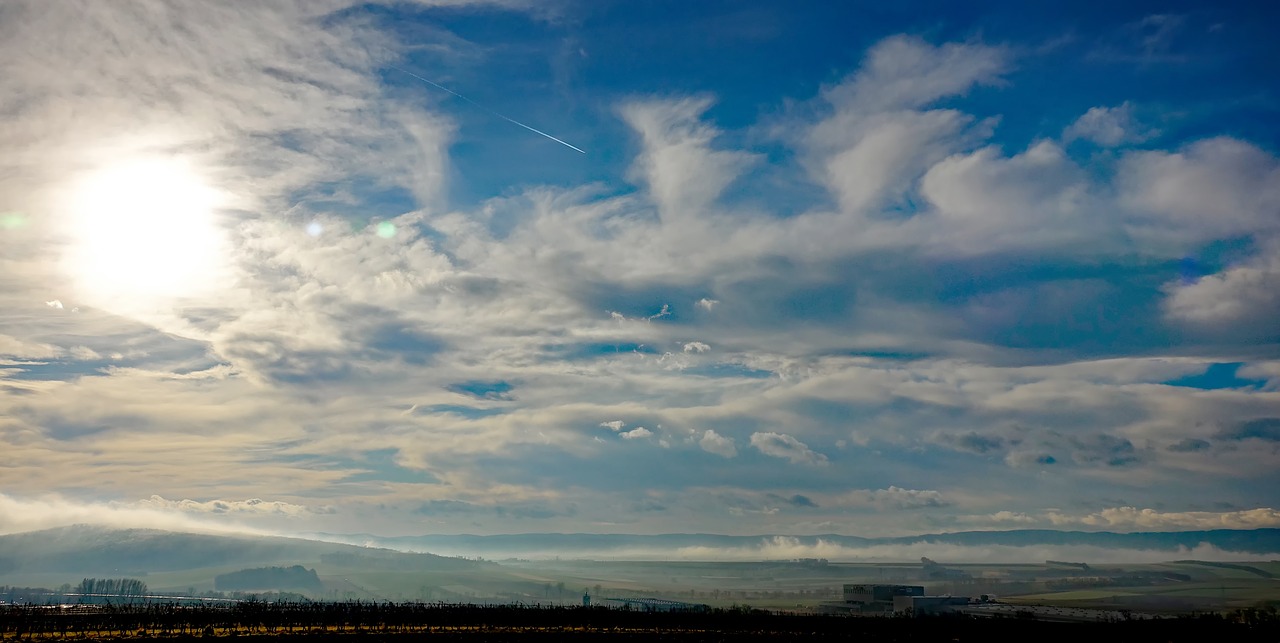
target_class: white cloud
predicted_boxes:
[607,305,672,324]
[1237,362,1280,391]
[696,298,719,311]
[816,110,991,215]
[137,495,331,517]
[983,510,1039,524]
[806,36,1007,215]
[0,493,272,536]
[0,334,60,359]
[1119,137,1280,243]
[1048,507,1280,531]
[600,420,626,431]
[67,345,103,361]
[683,341,710,353]
[750,431,828,466]
[918,140,1101,253]
[699,430,737,458]
[619,97,758,219]
[823,35,1009,113]
[620,426,653,440]
[837,486,950,510]
[1164,248,1280,337]
[1063,102,1157,146]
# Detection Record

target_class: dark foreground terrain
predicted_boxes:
[1,603,1277,642]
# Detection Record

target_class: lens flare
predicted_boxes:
[0,212,26,230]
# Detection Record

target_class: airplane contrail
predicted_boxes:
[391,66,586,154]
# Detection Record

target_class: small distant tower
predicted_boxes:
[583,592,591,607]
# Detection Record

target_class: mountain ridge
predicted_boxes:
[311,527,1280,557]
[0,524,478,575]
[1,525,1276,579]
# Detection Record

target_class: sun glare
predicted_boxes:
[62,158,229,308]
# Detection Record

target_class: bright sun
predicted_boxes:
[63,157,229,308]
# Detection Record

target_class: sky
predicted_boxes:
[0,0,1278,541]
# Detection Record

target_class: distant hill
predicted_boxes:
[214,565,323,592]
[2,525,1276,578]
[312,528,1280,560]
[0,525,478,576]
[894,528,1280,552]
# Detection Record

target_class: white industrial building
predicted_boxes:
[820,584,970,616]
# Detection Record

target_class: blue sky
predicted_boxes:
[0,0,1278,542]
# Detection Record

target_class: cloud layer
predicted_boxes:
[0,3,1277,539]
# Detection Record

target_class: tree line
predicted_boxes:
[74,578,148,597]
[2,579,148,604]
[0,601,1274,641]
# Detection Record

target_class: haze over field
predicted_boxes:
[1,0,1278,543]
[3,526,1278,614]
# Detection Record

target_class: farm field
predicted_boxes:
[7,558,1279,613]
[503,558,1280,611]
[150,559,1280,612]
[1003,579,1280,611]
